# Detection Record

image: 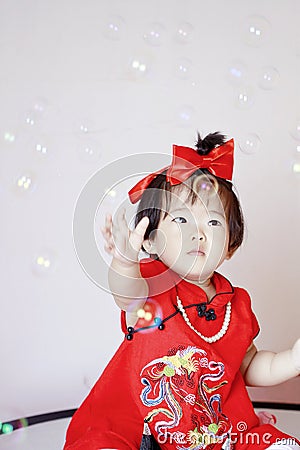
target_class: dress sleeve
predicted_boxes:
[239,287,260,341]
[250,302,260,341]
[252,312,260,340]
[120,258,174,334]
[120,309,127,334]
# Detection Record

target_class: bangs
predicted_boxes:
[191,172,233,219]
[160,182,191,218]
[162,172,227,218]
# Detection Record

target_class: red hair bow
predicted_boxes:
[128,138,234,204]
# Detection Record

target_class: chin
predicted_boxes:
[182,270,210,281]
[190,265,215,279]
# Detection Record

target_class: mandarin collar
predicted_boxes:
[175,271,234,308]
[141,258,235,307]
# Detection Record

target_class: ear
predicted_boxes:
[142,238,158,255]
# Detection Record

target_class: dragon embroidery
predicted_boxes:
[140,345,232,449]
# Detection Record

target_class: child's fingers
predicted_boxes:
[107,209,127,256]
[116,208,128,232]
[113,209,130,247]
[101,214,116,249]
[102,214,113,236]
[101,226,110,238]
[103,232,115,247]
[108,209,149,261]
[105,213,112,229]
[129,216,149,252]
[101,226,114,248]
[135,215,149,234]
[104,243,114,255]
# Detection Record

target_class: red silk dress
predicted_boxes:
[64,259,298,449]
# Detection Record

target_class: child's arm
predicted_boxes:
[101,210,149,312]
[241,338,300,387]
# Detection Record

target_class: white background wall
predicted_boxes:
[1,0,299,425]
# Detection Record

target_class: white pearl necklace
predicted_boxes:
[176,297,231,343]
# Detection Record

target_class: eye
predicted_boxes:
[172,216,187,224]
[208,219,222,227]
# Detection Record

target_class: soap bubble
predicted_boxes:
[32,97,48,116]
[143,22,166,46]
[128,297,163,334]
[96,185,127,264]
[13,171,36,195]
[31,247,58,277]
[103,15,125,40]
[292,162,300,173]
[129,57,149,79]
[72,152,177,293]
[23,110,39,127]
[290,120,300,141]
[235,86,254,109]
[227,60,248,86]
[33,133,54,159]
[175,22,194,44]
[258,66,280,90]
[3,131,17,148]
[243,15,271,47]
[105,188,117,197]
[77,138,102,163]
[19,99,47,132]
[177,105,195,126]
[4,132,16,143]
[175,57,193,80]
[238,133,261,155]
[73,118,97,135]
[35,143,48,155]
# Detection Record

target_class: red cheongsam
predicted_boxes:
[64,259,298,449]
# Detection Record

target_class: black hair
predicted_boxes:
[195,131,227,154]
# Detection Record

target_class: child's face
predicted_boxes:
[145,186,231,283]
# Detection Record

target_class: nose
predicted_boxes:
[191,229,205,241]
[190,215,206,241]
[192,235,204,241]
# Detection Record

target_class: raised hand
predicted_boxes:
[101,209,149,267]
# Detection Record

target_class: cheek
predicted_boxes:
[159,223,182,241]
[155,230,181,253]
[220,233,230,256]
[159,227,183,259]
[210,229,228,253]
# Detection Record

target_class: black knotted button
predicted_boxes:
[158,323,165,330]
[197,303,217,321]
[197,303,207,317]
[126,326,134,340]
[205,308,217,321]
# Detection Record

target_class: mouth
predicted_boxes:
[188,249,205,256]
